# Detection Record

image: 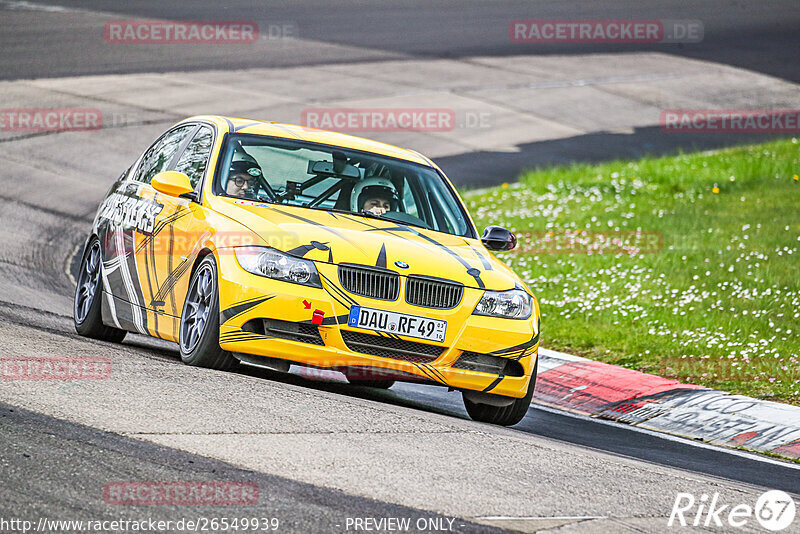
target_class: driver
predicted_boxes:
[351,176,398,216]
[225,160,263,199]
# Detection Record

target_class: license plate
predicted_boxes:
[347,306,446,343]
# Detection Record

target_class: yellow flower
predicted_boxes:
[794,174,799,181]
[502,182,509,188]
[712,186,720,194]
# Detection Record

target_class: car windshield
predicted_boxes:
[215,134,474,238]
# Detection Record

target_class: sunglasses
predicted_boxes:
[231,176,255,188]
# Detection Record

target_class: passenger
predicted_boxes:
[351,176,398,216]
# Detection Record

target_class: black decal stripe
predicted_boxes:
[151,209,188,235]
[423,363,447,383]
[148,220,161,305]
[219,331,265,340]
[413,363,442,384]
[512,347,537,362]
[219,330,270,341]
[468,243,493,271]
[395,227,485,288]
[375,243,387,269]
[482,375,504,393]
[167,223,177,338]
[413,363,433,380]
[490,333,539,357]
[219,333,268,344]
[323,278,358,307]
[287,241,330,258]
[151,258,193,304]
[287,244,315,257]
[140,208,186,242]
[152,261,192,303]
[361,222,489,285]
[270,208,364,249]
[343,215,402,232]
[471,271,485,289]
[121,228,148,333]
[144,225,159,333]
[320,273,359,307]
[219,296,274,323]
[319,273,356,310]
[325,290,352,311]
[136,210,189,254]
[365,224,413,233]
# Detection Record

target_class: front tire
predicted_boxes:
[462,360,537,427]
[179,255,237,371]
[73,237,127,343]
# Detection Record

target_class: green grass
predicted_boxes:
[462,138,800,403]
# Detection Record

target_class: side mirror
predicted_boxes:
[151,171,194,198]
[481,225,517,251]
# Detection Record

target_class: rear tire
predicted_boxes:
[462,360,537,427]
[179,255,237,371]
[73,237,127,343]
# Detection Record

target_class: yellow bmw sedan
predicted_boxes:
[73,115,540,426]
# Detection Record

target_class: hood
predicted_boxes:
[212,198,520,290]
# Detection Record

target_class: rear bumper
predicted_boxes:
[215,252,539,398]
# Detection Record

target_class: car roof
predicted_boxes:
[180,115,435,167]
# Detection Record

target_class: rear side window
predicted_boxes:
[174,126,214,189]
[134,125,195,184]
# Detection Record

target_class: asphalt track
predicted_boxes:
[3,0,799,181]
[3,0,800,83]
[2,1,800,533]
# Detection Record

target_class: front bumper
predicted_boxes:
[215,252,539,398]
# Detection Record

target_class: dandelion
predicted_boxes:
[712,186,720,194]
[502,182,509,188]
[794,174,799,182]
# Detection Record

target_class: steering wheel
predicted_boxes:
[247,174,277,201]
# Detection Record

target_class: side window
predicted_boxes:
[401,177,419,217]
[174,126,214,189]
[133,125,195,184]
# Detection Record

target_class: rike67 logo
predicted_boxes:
[669,490,796,531]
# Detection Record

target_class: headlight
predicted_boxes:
[473,289,532,319]
[234,247,322,288]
